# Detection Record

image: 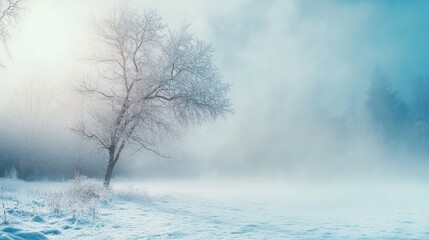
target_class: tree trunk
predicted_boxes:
[103,149,116,187]
[103,141,126,187]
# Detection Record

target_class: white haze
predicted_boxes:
[1,2,429,239]
[0,0,429,182]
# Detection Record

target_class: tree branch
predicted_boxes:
[71,126,109,149]
[76,85,115,99]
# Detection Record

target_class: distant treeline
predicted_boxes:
[0,131,104,180]
[362,72,429,151]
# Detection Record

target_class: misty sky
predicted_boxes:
[1,0,429,179]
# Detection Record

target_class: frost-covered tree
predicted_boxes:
[366,71,407,143]
[0,0,24,65]
[73,7,231,186]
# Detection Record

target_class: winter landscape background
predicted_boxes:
[2,0,429,239]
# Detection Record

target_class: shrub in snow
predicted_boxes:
[68,175,109,202]
[0,178,23,195]
[0,167,22,195]
[4,167,17,179]
[44,175,110,218]
[0,202,19,225]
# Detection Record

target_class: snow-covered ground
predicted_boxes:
[1,177,429,239]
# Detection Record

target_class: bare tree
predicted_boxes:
[0,0,24,64]
[73,7,231,187]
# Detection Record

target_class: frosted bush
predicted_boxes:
[44,175,110,218]
[4,167,17,179]
[0,167,21,195]
[0,179,23,195]
[68,175,109,201]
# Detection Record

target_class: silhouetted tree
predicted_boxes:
[366,72,407,143]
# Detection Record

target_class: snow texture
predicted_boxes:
[1,177,429,239]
